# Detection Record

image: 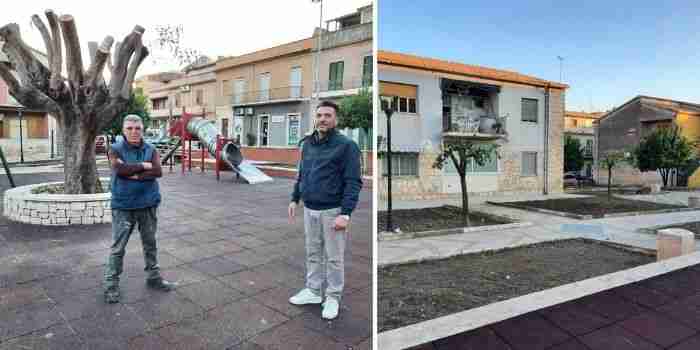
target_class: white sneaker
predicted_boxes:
[289,288,322,305]
[322,297,340,320]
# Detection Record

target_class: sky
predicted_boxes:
[1,0,371,76]
[379,0,700,112]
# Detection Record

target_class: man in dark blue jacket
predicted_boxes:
[104,114,175,303]
[288,101,363,319]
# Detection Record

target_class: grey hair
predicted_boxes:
[123,114,143,126]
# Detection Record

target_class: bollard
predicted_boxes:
[657,228,695,261]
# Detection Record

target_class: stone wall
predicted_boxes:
[547,89,565,193]
[4,181,111,225]
[378,151,449,200]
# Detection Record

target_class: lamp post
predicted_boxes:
[18,107,24,163]
[381,97,394,232]
[310,0,323,134]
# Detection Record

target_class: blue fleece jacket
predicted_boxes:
[292,129,363,216]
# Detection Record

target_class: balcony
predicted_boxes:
[317,22,372,50]
[318,77,371,98]
[231,85,305,106]
[565,126,594,135]
[442,115,508,141]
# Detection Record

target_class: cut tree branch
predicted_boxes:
[0,23,50,89]
[30,15,53,70]
[109,26,143,98]
[45,10,63,90]
[0,62,59,114]
[58,15,84,88]
[121,44,148,99]
[86,36,113,90]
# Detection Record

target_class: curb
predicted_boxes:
[487,201,696,220]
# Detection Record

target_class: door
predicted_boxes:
[259,116,269,146]
[290,67,302,98]
[221,118,229,138]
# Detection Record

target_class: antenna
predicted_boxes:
[556,56,564,82]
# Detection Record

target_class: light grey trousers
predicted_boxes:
[304,207,347,300]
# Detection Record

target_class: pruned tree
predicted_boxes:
[0,10,149,194]
[632,126,697,188]
[433,139,499,226]
[599,150,627,198]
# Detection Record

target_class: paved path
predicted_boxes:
[0,170,372,349]
[379,194,700,266]
[411,264,700,350]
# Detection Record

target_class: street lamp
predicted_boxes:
[381,96,394,232]
[18,106,24,163]
[310,0,323,134]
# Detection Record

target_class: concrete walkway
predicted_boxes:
[378,193,700,266]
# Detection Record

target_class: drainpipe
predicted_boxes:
[543,84,550,195]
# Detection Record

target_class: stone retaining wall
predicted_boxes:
[3,179,111,225]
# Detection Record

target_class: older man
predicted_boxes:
[288,101,363,319]
[104,114,175,303]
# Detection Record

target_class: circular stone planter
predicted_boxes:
[3,178,111,226]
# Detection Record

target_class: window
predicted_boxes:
[382,153,419,176]
[522,152,538,176]
[258,73,270,101]
[221,80,230,97]
[289,67,302,98]
[233,79,245,104]
[195,89,204,106]
[152,98,168,110]
[174,94,181,108]
[443,147,498,173]
[329,61,344,90]
[287,114,300,145]
[584,140,593,155]
[362,55,372,87]
[408,99,417,113]
[521,98,538,122]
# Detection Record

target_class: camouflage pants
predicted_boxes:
[104,207,161,289]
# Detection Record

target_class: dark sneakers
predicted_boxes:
[104,286,121,304]
[146,278,177,291]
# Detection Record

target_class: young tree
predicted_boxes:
[337,88,372,133]
[564,135,585,173]
[433,139,499,226]
[599,150,627,198]
[0,11,149,194]
[101,87,151,139]
[633,126,697,188]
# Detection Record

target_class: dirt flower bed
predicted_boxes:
[378,239,654,332]
[378,206,510,233]
[499,193,684,217]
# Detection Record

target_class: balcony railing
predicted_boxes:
[231,85,304,105]
[442,115,508,140]
[318,77,371,93]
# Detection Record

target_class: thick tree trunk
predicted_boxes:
[459,174,471,227]
[61,108,100,194]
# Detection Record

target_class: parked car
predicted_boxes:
[95,135,107,154]
[564,171,596,188]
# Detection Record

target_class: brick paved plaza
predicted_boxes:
[0,170,372,349]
